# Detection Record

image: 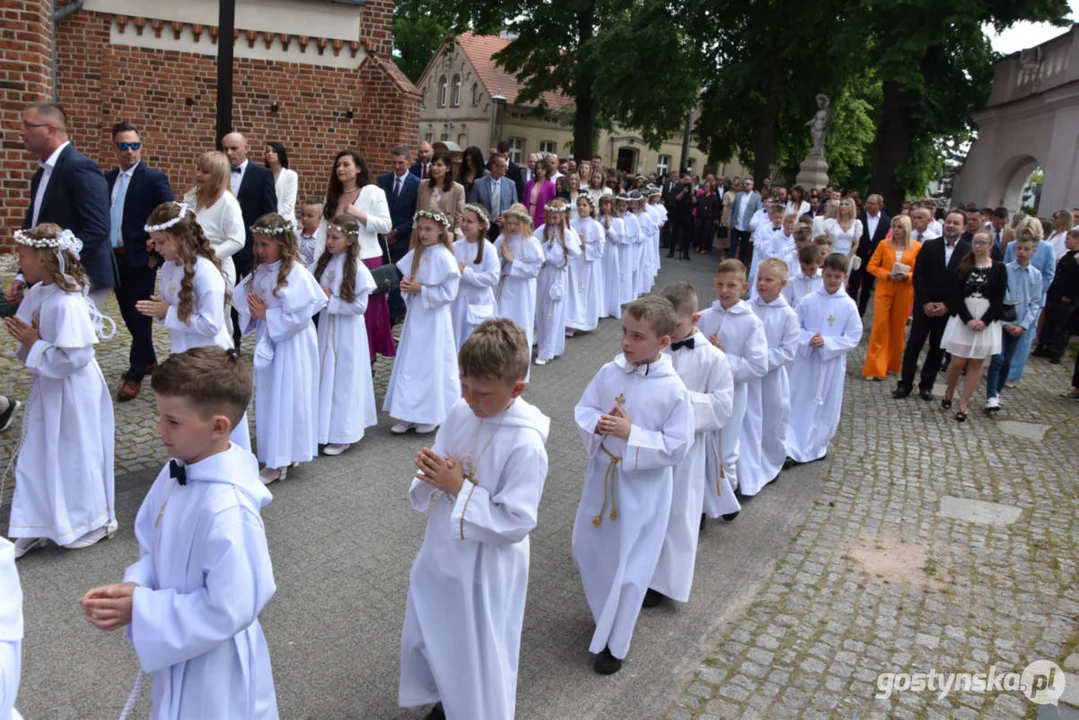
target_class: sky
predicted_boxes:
[984,1,1077,54]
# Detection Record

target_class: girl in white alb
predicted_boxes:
[451,205,501,352]
[534,200,582,365]
[233,213,327,484]
[570,194,605,332]
[384,209,462,434]
[4,224,117,559]
[620,199,643,298]
[494,204,545,381]
[597,196,625,317]
[614,197,638,303]
[310,214,378,457]
[136,202,251,451]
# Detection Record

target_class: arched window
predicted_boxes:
[472,83,480,106]
[421,89,427,110]
[438,76,448,107]
[452,74,462,107]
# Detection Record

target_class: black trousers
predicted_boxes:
[231,255,253,349]
[115,252,158,382]
[899,307,949,391]
[386,237,410,323]
[668,215,693,258]
[729,228,751,264]
[1037,299,1078,358]
[848,266,875,316]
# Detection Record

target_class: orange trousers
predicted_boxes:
[862,279,914,378]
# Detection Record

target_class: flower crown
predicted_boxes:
[14,228,83,256]
[576,194,596,210]
[543,202,569,214]
[414,208,452,230]
[329,223,360,238]
[462,203,490,226]
[251,219,296,237]
[144,202,195,233]
[501,207,532,224]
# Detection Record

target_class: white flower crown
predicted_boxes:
[251,219,296,236]
[414,208,452,230]
[14,228,83,256]
[501,208,533,224]
[462,203,490,226]
[576,194,596,210]
[543,203,569,213]
[144,202,194,233]
[329,224,360,238]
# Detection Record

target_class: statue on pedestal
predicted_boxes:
[806,94,830,158]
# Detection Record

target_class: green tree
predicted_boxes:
[392,0,450,83]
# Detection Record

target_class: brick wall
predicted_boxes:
[0,5,419,250]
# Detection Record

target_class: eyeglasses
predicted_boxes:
[22,121,52,129]
[116,142,141,151]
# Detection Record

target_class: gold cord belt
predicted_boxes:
[593,445,621,526]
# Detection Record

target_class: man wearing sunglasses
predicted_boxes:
[106,121,174,401]
[13,102,113,307]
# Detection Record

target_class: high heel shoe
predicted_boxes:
[941,398,953,410]
[955,409,967,422]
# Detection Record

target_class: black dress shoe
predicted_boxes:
[699,513,706,531]
[722,511,740,522]
[594,646,623,675]
[642,589,665,608]
[424,702,446,720]
[892,385,912,399]
[783,456,797,469]
[1049,356,1062,365]
[918,388,933,402]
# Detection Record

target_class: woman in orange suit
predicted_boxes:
[862,215,922,379]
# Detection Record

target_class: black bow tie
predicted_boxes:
[671,337,695,351]
[170,459,187,486]
[231,166,242,173]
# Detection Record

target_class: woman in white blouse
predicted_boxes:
[823,197,862,273]
[320,149,395,361]
[183,150,245,287]
[265,142,298,226]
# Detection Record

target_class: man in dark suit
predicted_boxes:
[377,145,421,323]
[409,141,434,181]
[106,121,174,401]
[849,193,889,316]
[499,141,526,202]
[14,102,113,305]
[222,132,278,347]
[894,210,971,400]
[469,154,518,241]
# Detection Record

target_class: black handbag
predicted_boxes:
[1001,302,1018,323]
[371,234,402,296]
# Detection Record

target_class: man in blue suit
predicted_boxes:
[106,121,174,401]
[16,102,113,304]
[409,141,433,182]
[378,145,421,322]
[468,154,517,240]
[222,132,278,347]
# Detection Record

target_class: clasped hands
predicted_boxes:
[247,293,268,320]
[135,295,169,318]
[596,404,631,439]
[3,315,39,346]
[400,276,421,295]
[80,582,136,631]
[415,447,465,497]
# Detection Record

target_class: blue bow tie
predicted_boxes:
[671,337,695,351]
[231,166,242,173]
[170,459,187,486]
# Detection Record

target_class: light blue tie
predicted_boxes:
[110,172,128,249]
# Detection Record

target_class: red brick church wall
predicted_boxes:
[0,1,419,250]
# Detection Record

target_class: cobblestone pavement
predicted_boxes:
[666,308,1079,717]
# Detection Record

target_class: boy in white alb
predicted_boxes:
[786,254,863,464]
[783,243,824,308]
[646,283,734,608]
[572,296,694,675]
[698,260,768,520]
[742,259,800,495]
[749,204,785,299]
[82,347,278,719]
[400,319,550,720]
[783,226,812,285]
[0,539,22,720]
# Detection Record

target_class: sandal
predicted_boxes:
[1061,390,1079,400]
[941,398,953,410]
[955,409,967,422]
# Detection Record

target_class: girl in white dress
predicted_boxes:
[822,198,862,275]
[614,196,637,304]
[452,205,501,352]
[571,194,605,332]
[494,204,545,380]
[310,214,378,456]
[3,224,117,559]
[534,200,582,365]
[597,196,624,319]
[136,202,251,451]
[384,209,462,434]
[233,213,327,483]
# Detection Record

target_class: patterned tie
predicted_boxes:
[491,178,501,214]
[110,171,128,249]
[393,176,401,204]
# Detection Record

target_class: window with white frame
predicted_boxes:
[472,83,480,106]
[424,133,433,143]
[440,133,449,141]
[685,157,696,174]
[539,140,556,154]
[657,154,671,176]
[507,137,523,164]
[438,77,448,107]
[452,75,461,107]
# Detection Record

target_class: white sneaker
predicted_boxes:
[984,396,1001,412]
[414,423,438,434]
[534,357,548,366]
[391,422,414,434]
[323,443,351,456]
[565,328,576,337]
[260,466,286,485]
[64,522,117,550]
[12,537,46,560]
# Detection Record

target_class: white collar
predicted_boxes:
[235,159,249,173]
[118,160,140,176]
[39,140,70,170]
[712,299,750,315]
[394,170,409,181]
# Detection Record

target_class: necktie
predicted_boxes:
[491,178,501,213]
[169,459,187,486]
[109,172,128,249]
[393,177,401,203]
[232,166,242,174]
[422,163,428,179]
[671,337,696,351]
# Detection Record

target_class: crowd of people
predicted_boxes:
[1,100,1077,720]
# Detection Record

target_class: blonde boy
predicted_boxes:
[647,282,734,608]
[296,198,324,267]
[697,260,768,516]
[572,297,693,674]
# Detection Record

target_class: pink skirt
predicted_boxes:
[363,256,396,360]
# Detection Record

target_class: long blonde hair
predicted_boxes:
[193,151,231,210]
[20,223,87,292]
[251,213,299,297]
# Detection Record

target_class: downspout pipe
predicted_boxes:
[52,0,84,100]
